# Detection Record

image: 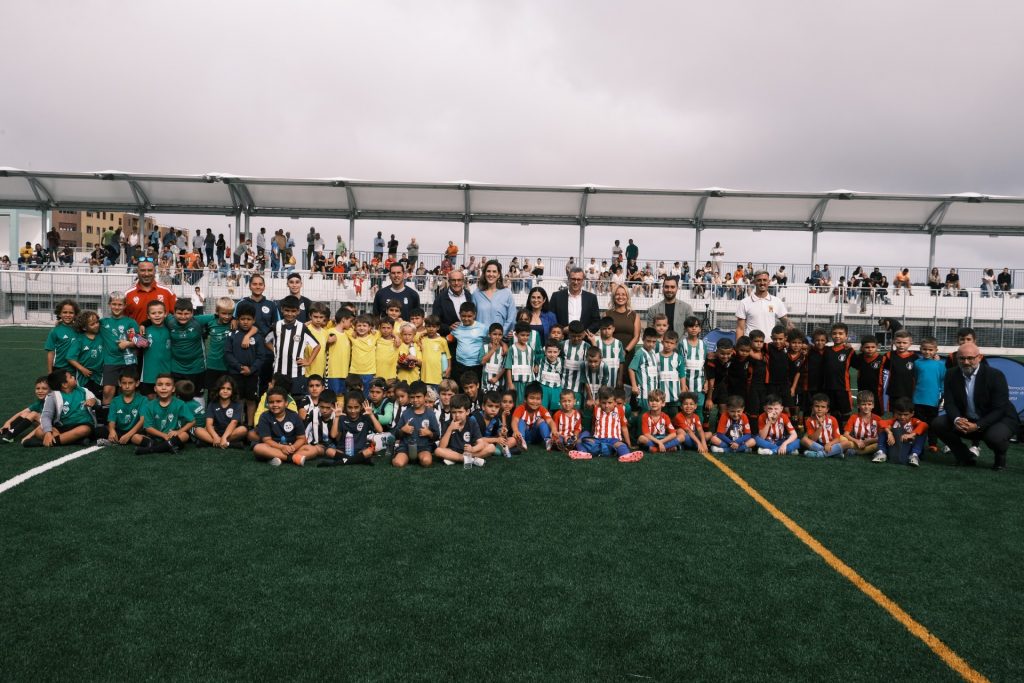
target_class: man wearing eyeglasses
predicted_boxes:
[550,267,601,331]
[124,259,177,325]
[930,343,1019,471]
[432,269,471,332]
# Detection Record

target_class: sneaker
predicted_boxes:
[710,446,725,454]
[293,454,306,467]
[473,457,486,467]
[871,451,887,463]
[568,450,592,460]
[544,438,553,451]
[96,438,116,447]
[165,439,180,454]
[969,445,981,459]
[942,445,951,453]
[0,430,14,444]
[444,459,455,466]
[269,457,282,467]
[909,454,920,467]
[757,447,774,455]
[618,450,644,463]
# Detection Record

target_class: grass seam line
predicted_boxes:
[0,445,102,496]
[702,452,990,683]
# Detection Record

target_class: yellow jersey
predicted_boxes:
[375,334,400,380]
[396,341,421,383]
[419,335,450,385]
[325,326,351,379]
[349,330,379,376]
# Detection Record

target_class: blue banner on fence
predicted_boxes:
[704,329,736,353]
[987,357,1024,420]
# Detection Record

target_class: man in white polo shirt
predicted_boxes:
[736,270,790,338]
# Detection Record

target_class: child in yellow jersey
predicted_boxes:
[375,317,400,381]
[396,323,422,383]
[325,309,354,395]
[419,314,451,391]
[408,307,426,339]
[304,302,331,380]
[348,315,380,396]
[383,299,405,337]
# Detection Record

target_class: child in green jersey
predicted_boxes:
[45,299,80,373]
[139,300,172,398]
[135,374,195,455]
[68,310,104,399]
[23,369,97,447]
[167,299,214,395]
[99,292,141,407]
[98,369,148,447]
[0,377,50,443]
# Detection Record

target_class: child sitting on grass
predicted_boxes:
[512,382,560,451]
[673,392,710,455]
[393,380,440,468]
[801,393,844,458]
[23,368,97,448]
[194,376,248,449]
[0,376,50,443]
[253,386,317,466]
[135,374,195,455]
[570,386,642,462]
[97,369,147,448]
[638,389,679,452]
[879,396,927,467]
[550,389,582,452]
[709,395,756,454]
[318,390,379,466]
[434,393,489,468]
[754,394,800,455]
[841,390,886,459]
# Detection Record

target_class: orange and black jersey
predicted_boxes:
[852,352,883,396]
[882,350,918,399]
[726,357,751,399]
[804,347,826,393]
[822,343,854,393]
[706,357,732,399]
[748,350,769,387]
[788,351,806,391]
[767,345,790,388]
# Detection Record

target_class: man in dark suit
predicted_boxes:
[930,343,1019,470]
[549,267,601,331]
[432,269,472,332]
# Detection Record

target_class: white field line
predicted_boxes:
[0,445,102,496]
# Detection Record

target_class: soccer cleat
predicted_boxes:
[872,451,887,463]
[0,430,14,444]
[909,454,920,467]
[757,447,774,456]
[969,445,981,459]
[96,438,116,447]
[473,457,486,467]
[709,446,725,454]
[269,457,282,466]
[568,450,592,460]
[618,450,644,463]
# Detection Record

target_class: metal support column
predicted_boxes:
[348,218,355,259]
[463,219,470,264]
[243,212,250,242]
[928,230,937,272]
[234,214,241,251]
[139,211,147,254]
[694,227,702,264]
[8,209,20,258]
[578,223,586,265]
[810,229,819,266]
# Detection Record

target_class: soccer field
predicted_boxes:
[1,328,1021,681]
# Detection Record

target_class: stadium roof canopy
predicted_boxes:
[2,168,1022,263]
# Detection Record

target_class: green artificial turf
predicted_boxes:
[0,327,1020,681]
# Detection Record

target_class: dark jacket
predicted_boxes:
[224,329,269,374]
[942,364,1019,432]
[548,288,601,331]
[432,287,472,330]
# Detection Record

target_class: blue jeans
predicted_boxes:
[803,442,843,458]
[579,436,630,457]
[714,432,751,452]
[518,419,551,445]
[887,434,925,464]
[754,436,799,454]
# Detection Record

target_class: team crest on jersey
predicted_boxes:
[225,408,234,418]
[262,306,270,314]
[356,422,365,431]
[906,361,913,370]
[157,294,165,302]
[463,431,471,442]
[838,354,846,361]
[283,422,294,433]
[132,296,140,304]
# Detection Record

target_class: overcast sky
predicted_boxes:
[2,0,1022,271]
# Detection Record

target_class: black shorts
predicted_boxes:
[103,364,138,387]
[232,373,260,402]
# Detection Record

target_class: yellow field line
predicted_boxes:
[702,452,989,683]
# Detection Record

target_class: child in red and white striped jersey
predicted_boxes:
[638,389,679,452]
[550,389,582,452]
[841,390,887,459]
[570,386,643,462]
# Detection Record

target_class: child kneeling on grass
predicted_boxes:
[253,386,318,466]
[801,393,844,458]
[879,396,927,467]
[23,368,97,448]
[434,393,489,468]
[638,389,679,452]
[841,390,886,459]
[570,386,643,462]
[1,376,50,443]
[393,381,440,468]
[318,390,379,466]
[709,395,756,454]
[754,394,800,455]
[135,374,195,455]
[673,392,710,454]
